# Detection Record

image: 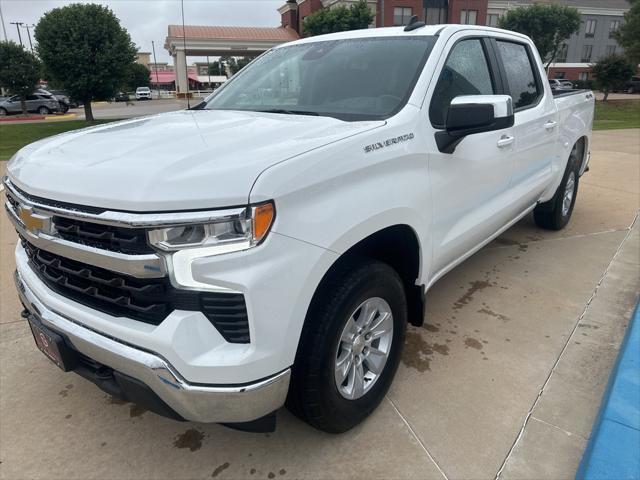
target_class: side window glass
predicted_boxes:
[429,38,495,127]
[496,41,541,109]
[26,95,39,101]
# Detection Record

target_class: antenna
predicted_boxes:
[404,15,426,32]
[180,0,190,109]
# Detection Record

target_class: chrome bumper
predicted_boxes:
[15,269,290,423]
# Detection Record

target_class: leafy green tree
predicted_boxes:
[592,54,635,101]
[208,62,225,76]
[218,56,254,76]
[303,0,375,37]
[0,41,41,115]
[34,4,137,121]
[616,0,640,65]
[125,63,151,91]
[498,4,581,68]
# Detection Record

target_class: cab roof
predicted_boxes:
[277,24,531,48]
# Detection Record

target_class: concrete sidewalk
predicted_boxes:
[0,129,639,480]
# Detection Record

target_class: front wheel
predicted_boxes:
[287,259,407,433]
[534,143,580,230]
[37,106,51,115]
[0,107,7,117]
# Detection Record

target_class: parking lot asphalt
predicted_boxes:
[0,129,638,480]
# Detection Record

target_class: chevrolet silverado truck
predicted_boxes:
[4,23,593,433]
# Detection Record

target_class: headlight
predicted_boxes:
[147,201,275,254]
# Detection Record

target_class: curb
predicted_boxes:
[576,301,640,479]
[44,113,77,121]
[0,115,45,122]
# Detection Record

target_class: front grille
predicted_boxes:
[53,216,154,255]
[22,238,250,343]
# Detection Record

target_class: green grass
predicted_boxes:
[0,119,117,161]
[593,100,640,131]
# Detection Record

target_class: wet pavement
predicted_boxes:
[0,129,638,479]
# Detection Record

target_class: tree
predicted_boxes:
[616,0,640,65]
[592,54,635,101]
[208,62,225,76]
[303,0,375,37]
[218,56,254,76]
[498,4,581,68]
[124,63,151,91]
[34,4,137,121]
[0,41,41,115]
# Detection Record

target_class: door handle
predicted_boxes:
[497,135,514,148]
[545,120,558,131]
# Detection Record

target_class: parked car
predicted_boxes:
[114,91,130,102]
[0,93,60,116]
[548,79,574,91]
[4,24,594,433]
[47,89,79,109]
[135,86,152,100]
[624,76,640,94]
[36,89,72,113]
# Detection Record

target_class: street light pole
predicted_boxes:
[0,1,8,42]
[21,23,34,52]
[207,55,211,88]
[10,21,23,46]
[151,40,160,94]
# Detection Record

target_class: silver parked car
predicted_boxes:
[0,93,60,116]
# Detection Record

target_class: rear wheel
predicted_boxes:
[534,143,581,230]
[37,106,51,115]
[287,259,407,433]
[0,107,7,116]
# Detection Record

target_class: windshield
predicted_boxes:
[203,36,437,121]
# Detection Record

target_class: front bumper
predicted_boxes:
[15,269,291,423]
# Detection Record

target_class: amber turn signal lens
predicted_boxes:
[253,202,275,243]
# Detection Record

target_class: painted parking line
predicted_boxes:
[576,302,640,479]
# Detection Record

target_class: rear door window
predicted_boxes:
[495,41,542,110]
[429,38,495,127]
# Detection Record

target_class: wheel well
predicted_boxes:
[314,225,425,327]
[575,136,588,171]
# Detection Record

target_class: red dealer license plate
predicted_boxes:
[28,316,77,371]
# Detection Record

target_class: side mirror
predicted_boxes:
[435,95,514,154]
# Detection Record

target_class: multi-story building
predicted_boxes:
[487,1,629,81]
[279,0,631,81]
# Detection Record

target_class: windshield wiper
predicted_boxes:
[257,108,320,116]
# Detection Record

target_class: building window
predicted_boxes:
[486,13,500,27]
[393,7,413,26]
[605,45,616,56]
[556,43,568,62]
[579,72,589,81]
[609,20,620,38]
[584,19,596,38]
[581,45,593,62]
[460,9,478,25]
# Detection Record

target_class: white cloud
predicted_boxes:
[0,0,283,63]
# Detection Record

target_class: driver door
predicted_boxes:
[428,36,516,278]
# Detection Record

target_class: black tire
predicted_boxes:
[37,106,51,115]
[287,258,407,433]
[60,103,69,113]
[0,107,7,117]
[534,143,581,230]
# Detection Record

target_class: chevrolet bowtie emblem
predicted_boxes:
[18,206,48,234]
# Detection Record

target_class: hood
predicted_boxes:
[7,110,383,211]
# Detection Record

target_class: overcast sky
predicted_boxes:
[0,0,283,63]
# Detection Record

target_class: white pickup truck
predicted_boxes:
[4,23,593,433]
